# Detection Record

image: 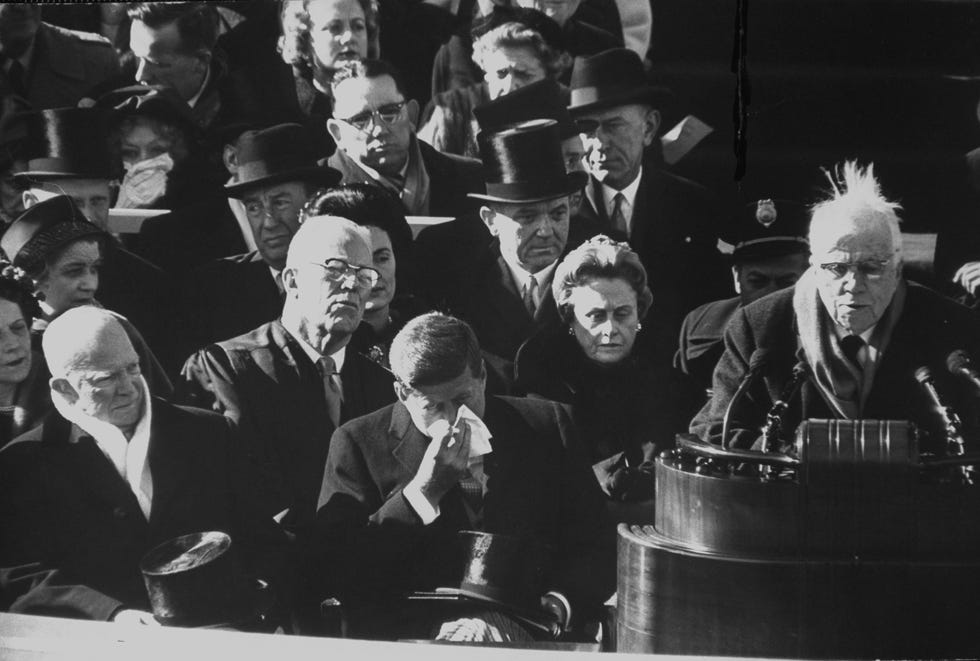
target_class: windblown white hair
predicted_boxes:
[809,161,903,257]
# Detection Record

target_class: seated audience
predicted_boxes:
[313,312,615,640]
[0,262,46,448]
[515,235,674,504]
[0,307,288,621]
[419,12,570,159]
[0,196,172,397]
[193,217,394,535]
[327,59,485,219]
[299,184,427,366]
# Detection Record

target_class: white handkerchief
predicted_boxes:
[425,404,493,461]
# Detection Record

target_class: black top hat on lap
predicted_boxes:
[140,531,271,628]
[1,196,105,272]
[474,79,578,140]
[469,119,588,204]
[9,108,115,185]
[721,198,811,261]
[224,123,342,199]
[567,48,672,116]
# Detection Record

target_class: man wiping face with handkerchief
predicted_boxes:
[315,313,616,642]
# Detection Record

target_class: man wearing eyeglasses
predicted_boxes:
[691,161,980,452]
[195,217,395,536]
[326,59,484,218]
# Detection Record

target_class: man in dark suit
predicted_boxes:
[0,307,287,622]
[313,313,614,640]
[0,5,119,110]
[568,48,729,335]
[428,119,589,362]
[197,217,395,536]
[691,162,980,451]
[326,59,485,220]
[176,123,341,361]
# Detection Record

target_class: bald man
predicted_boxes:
[195,217,396,536]
[0,307,287,622]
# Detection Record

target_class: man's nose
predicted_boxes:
[79,270,98,292]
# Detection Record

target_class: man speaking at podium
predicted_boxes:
[691,161,980,450]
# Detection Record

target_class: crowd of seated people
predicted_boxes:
[3,0,980,647]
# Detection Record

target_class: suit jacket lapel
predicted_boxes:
[630,168,658,253]
[389,402,427,474]
[145,399,191,530]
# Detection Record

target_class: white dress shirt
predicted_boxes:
[600,167,643,237]
[501,257,558,313]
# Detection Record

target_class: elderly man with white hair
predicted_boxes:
[197,215,395,536]
[0,307,287,622]
[691,161,980,450]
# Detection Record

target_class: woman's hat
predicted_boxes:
[469,119,588,204]
[0,196,105,271]
[224,123,342,199]
[8,107,115,184]
[473,79,578,140]
[140,531,272,628]
[408,531,559,635]
[567,48,672,116]
[98,85,199,133]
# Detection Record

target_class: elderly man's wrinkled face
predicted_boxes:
[329,74,414,178]
[734,252,810,306]
[812,217,901,335]
[241,181,309,270]
[579,104,658,190]
[285,228,375,352]
[130,19,209,102]
[514,0,582,26]
[59,326,144,429]
[481,196,570,274]
[308,0,369,69]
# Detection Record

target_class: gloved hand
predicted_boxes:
[116,153,174,208]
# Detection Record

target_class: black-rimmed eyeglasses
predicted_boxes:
[338,101,407,132]
[310,259,381,289]
[817,260,892,280]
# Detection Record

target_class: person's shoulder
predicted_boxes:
[906,281,980,331]
[684,296,741,329]
[155,396,229,426]
[336,402,397,439]
[40,22,114,50]
[214,320,279,354]
[490,394,563,423]
[648,165,710,198]
[419,140,482,171]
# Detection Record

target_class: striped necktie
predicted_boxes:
[317,355,343,427]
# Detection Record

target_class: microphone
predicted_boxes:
[946,350,980,395]
[915,365,968,462]
[760,361,810,453]
[721,348,771,449]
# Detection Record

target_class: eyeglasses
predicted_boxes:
[310,258,381,289]
[339,101,407,132]
[817,260,893,280]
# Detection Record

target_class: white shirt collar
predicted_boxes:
[55,377,154,520]
[227,176,258,252]
[831,321,879,366]
[186,65,211,109]
[501,256,557,310]
[600,166,643,233]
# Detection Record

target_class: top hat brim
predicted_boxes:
[13,171,107,186]
[468,170,588,205]
[224,165,342,199]
[407,589,558,636]
[567,85,673,116]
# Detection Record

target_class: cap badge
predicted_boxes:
[755,199,777,227]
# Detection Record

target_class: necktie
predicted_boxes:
[523,275,537,317]
[610,192,628,236]
[317,355,343,427]
[840,335,865,372]
[3,57,26,98]
[458,469,484,524]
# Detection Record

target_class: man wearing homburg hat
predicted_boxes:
[568,48,729,336]
[676,198,811,404]
[436,118,589,362]
[0,306,287,623]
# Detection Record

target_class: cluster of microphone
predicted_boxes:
[721,348,980,462]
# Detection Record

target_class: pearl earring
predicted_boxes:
[567,326,575,336]
[636,322,643,332]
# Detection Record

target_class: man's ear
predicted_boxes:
[394,380,410,404]
[281,266,299,296]
[731,264,742,295]
[50,377,79,404]
[195,49,212,75]
[326,119,344,148]
[642,108,661,147]
[406,99,420,128]
[479,206,498,235]
[21,190,39,209]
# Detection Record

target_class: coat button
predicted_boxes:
[684,236,692,243]
[113,506,128,519]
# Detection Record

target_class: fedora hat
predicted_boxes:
[408,531,560,636]
[8,108,115,185]
[1,196,105,272]
[224,123,341,199]
[140,531,273,629]
[567,48,672,116]
[469,119,588,204]
[474,79,578,140]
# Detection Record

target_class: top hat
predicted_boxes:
[100,85,200,134]
[474,79,578,140]
[224,123,341,198]
[469,119,588,204]
[471,6,565,54]
[720,198,811,260]
[8,108,115,184]
[567,48,671,116]
[140,531,272,628]
[1,196,105,272]
[409,531,559,635]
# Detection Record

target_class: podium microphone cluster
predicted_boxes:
[722,348,771,449]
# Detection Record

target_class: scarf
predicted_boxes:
[793,267,906,418]
[337,135,432,215]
